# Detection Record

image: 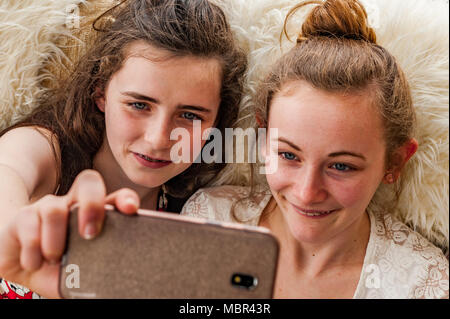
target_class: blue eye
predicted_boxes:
[182,112,201,121]
[332,163,353,171]
[129,102,147,110]
[280,152,297,161]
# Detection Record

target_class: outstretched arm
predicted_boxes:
[0,126,60,226]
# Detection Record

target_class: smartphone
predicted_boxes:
[59,204,279,299]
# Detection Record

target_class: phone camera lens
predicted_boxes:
[231,273,258,290]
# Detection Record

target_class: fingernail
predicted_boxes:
[84,222,98,240]
[125,197,138,208]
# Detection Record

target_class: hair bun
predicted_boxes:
[286,0,377,44]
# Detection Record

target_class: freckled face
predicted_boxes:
[265,81,386,243]
[97,41,221,188]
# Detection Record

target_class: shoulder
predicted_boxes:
[181,185,272,226]
[0,126,60,196]
[0,126,60,163]
[1,125,58,144]
[362,210,449,299]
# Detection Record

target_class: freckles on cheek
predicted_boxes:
[332,179,372,208]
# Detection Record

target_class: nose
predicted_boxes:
[293,165,328,205]
[144,114,173,151]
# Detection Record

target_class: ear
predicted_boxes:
[383,138,418,184]
[94,87,106,113]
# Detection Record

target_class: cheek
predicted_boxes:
[105,109,140,144]
[328,178,379,209]
[332,161,386,209]
[266,165,291,194]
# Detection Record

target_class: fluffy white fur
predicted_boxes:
[0,0,448,252]
[0,0,88,131]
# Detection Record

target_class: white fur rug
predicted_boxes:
[0,0,87,130]
[0,0,448,252]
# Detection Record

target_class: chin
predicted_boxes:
[288,223,324,243]
[282,206,332,242]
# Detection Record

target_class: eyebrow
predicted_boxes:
[278,137,301,151]
[120,91,212,113]
[328,151,366,160]
[278,137,366,160]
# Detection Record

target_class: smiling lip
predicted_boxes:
[291,204,337,219]
[133,152,172,168]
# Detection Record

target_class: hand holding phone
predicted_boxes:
[59,206,279,298]
[0,169,140,298]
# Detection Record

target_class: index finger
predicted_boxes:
[65,170,106,239]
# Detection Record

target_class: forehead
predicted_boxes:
[124,41,222,76]
[109,41,222,105]
[122,40,222,72]
[269,81,385,153]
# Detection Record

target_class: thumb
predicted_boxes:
[104,188,140,215]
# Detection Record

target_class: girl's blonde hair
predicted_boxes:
[256,0,415,170]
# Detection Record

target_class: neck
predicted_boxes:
[260,198,370,278]
[92,139,161,210]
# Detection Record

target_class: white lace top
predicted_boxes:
[181,185,449,299]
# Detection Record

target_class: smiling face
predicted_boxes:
[95,41,221,189]
[265,80,387,244]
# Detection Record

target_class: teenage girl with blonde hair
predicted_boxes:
[182,0,449,298]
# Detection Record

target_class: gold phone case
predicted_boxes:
[59,205,279,299]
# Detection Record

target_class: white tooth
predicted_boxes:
[302,210,332,216]
[140,154,152,161]
[140,154,166,162]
